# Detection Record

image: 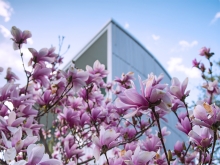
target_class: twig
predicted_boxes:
[151,107,170,165]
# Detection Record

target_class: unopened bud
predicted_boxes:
[168,150,172,162]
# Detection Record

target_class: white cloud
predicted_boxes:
[210,12,220,24]
[0,0,13,22]
[171,40,198,52]
[179,40,198,50]
[152,34,160,41]
[124,22,129,29]
[0,24,10,38]
[167,57,200,78]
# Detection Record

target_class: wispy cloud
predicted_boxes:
[0,24,10,38]
[152,34,160,41]
[0,0,13,22]
[124,22,129,29]
[171,40,198,52]
[210,12,220,24]
[167,57,200,78]
[179,40,198,50]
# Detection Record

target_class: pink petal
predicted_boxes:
[28,144,45,164]
[93,145,100,161]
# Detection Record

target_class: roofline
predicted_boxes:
[63,19,112,71]
[110,19,171,80]
[63,19,171,80]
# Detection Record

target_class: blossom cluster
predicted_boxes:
[0,27,219,165]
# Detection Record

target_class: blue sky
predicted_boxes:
[0,0,219,103]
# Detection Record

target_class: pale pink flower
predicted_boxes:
[188,125,213,148]
[92,128,120,161]
[28,47,57,66]
[193,103,220,128]
[5,67,19,82]
[14,144,62,165]
[202,80,220,95]
[170,77,189,100]
[11,26,32,50]
[192,58,200,68]
[124,146,156,165]
[199,47,210,56]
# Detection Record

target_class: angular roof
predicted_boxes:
[63,19,171,80]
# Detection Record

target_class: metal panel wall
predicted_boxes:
[111,23,186,150]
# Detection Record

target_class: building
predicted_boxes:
[63,19,186,150]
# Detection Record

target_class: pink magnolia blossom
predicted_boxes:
[11,26,32,50]
[59,107,80,127]
[37,90,54,105]
[116,74,172,117]
[193,103,220,128]
[124,146,156,165]
[170,77,189,100]
[5,67,19,82]
[92,128,120,161]
[67,64,89,92]
[141,135,161,152]
[176,116,191,135]
[174,141,184,154]
[0,111,25,132]
[86,60,108,85]
[14,144,62,165]
[192,58,200,68]
[28,47,57,66]
[1,127,38,153]
[188,125,213,148]
[32,64,51,88]
[202,80,220,95]
[64,135,84,159]
[200,63,206,72]
[199,47,210,56]
[115,72,134,89]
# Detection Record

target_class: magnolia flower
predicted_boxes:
[202,80,220,95]
[176,116,191,135]
[5,67,19,82]
[92,128,120,161]
[174,141,184,154]
[199,47,210,56]
[32,64,51,88]
[200,63,206,72]
[28,47,57,66]
[11,26,32,50]
[170,77,189,100]
[193,103,220,128]
[60,107,80,127]
[64,135,84,159]
[4,147,16,163]
[1,127,38,153]
[192,58,200,68]
[188,125,213,148]
[67,64,89,92]
[86,60,108,85]
[124,146,156,165]
[140,135,161,152]
[116,74,172,117]
[0,111,25,131]
[14,144,62,165]
[115,72,134,88]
